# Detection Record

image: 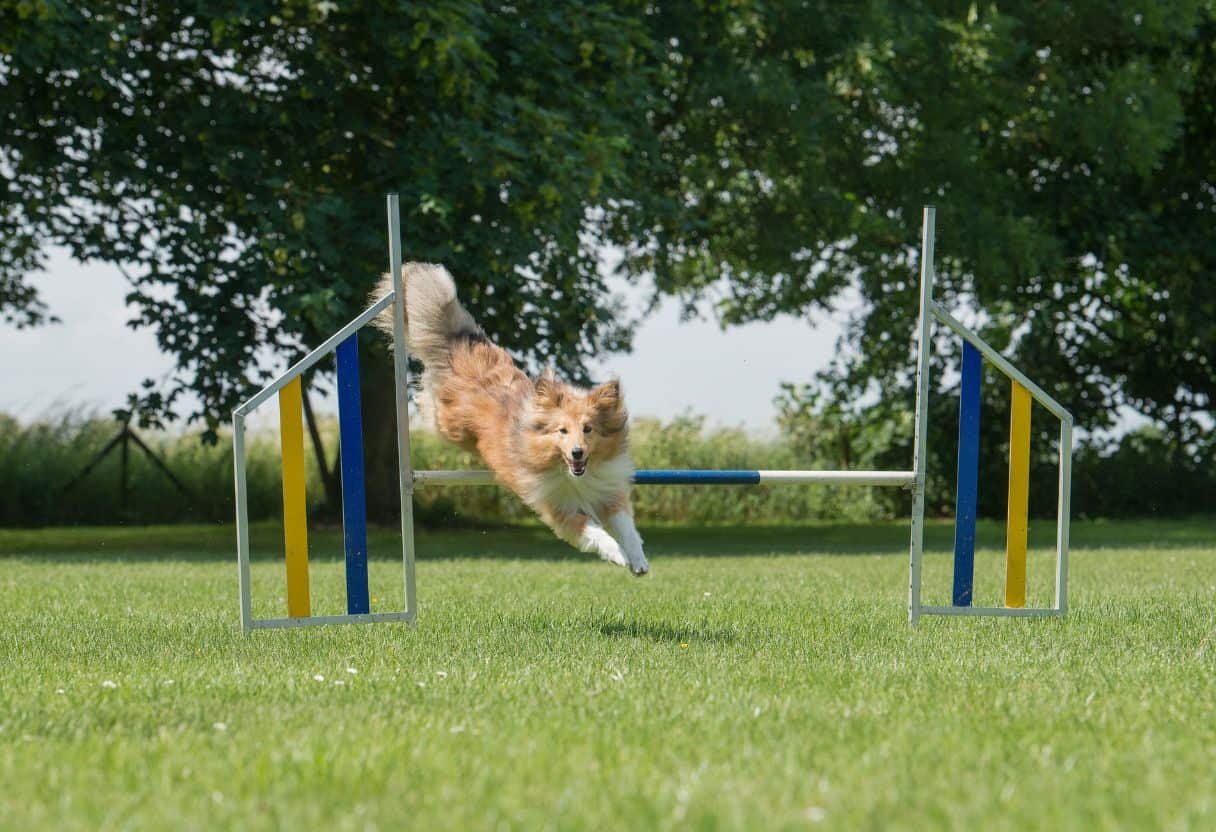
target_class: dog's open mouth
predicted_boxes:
[568,459,588,477]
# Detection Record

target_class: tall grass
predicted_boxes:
[7,407,1202,529]
[0,411,283,527]
[0,411,889,528]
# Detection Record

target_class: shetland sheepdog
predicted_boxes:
[374,264,649,576]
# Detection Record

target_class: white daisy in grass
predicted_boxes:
[55,688,66,695]
[313,674,325,682]
[213,722,227,732]
[163,679,175,685]
[804,806,826,822]
[436,670,448,679]
[416,680,426,688]
[334,680,345,686]
[101,680,118,689]
[346,667,358,675]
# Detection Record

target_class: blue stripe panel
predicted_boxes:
[952,341,982,607]
[336,335,370,615]
[632,470,761,485]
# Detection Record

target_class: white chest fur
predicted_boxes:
[523,454,633,517]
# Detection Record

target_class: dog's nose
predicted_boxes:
[571,447,585,460]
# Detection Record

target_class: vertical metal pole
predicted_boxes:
[908,205,935,626]
[232,413,253,633]
[1054,418,1073,613]
[387,193,418,620]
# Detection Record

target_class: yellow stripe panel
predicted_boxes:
[1005,381,1032,608]
[279,378,311,618]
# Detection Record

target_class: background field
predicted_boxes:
[2,518,1213,830]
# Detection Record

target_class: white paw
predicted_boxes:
[602,542,631,569]
[580,525,630,569]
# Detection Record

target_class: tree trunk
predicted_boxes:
[358,331,408,525]
[301,380,341,518]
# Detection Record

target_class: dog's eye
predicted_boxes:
[558,427,568,435]
[583,425,592,434]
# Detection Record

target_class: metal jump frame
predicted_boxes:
[232,199,1072,631]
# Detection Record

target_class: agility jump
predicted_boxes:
[232,198,1072,630]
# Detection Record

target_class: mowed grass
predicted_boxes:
[1,518,1214,830]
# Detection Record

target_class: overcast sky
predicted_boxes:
[0,248,846,433]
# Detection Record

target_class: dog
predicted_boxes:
[374,263,649,576]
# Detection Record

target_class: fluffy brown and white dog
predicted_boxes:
[374,264,649,576]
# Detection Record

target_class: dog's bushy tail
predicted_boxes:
[371,263,481,383]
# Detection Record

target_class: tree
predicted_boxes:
[5,1,1214,520]
[645,2,1216,508]
[3,0,682,516]
[2,1,667,432]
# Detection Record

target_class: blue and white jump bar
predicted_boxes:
[413,469,916,487]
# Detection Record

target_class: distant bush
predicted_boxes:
[1,409,1208,528]
[0,410,888,528]
[1066,427,1216,519]
[0,410,283,527]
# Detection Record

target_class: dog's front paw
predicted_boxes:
[629,554,650,577]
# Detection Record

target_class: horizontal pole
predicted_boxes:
[929,302,1072,423]
[412,469,916,487]
[918,606,1061,618]
[755,470,914,486]
[249,610,415,630]
[234,291,396,416]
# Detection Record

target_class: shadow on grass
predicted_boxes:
[594,618,737,645]
[1,517,1213,561]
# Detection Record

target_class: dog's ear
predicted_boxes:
[589,378,621,409]
[533,369,563,409]
[590,379,627,432]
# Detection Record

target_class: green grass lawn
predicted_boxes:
[2,518,1214,830]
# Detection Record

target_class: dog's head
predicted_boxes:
[526,370,628,477]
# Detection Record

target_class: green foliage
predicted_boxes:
[7,408,1209,529]
[778,381,1216,521]
[2,0,664,437]
[4,1,1215,503]
[1068,427,1216,519]
[653,1,1216,465]
[0,410,890,528]
[0,410,283,527]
